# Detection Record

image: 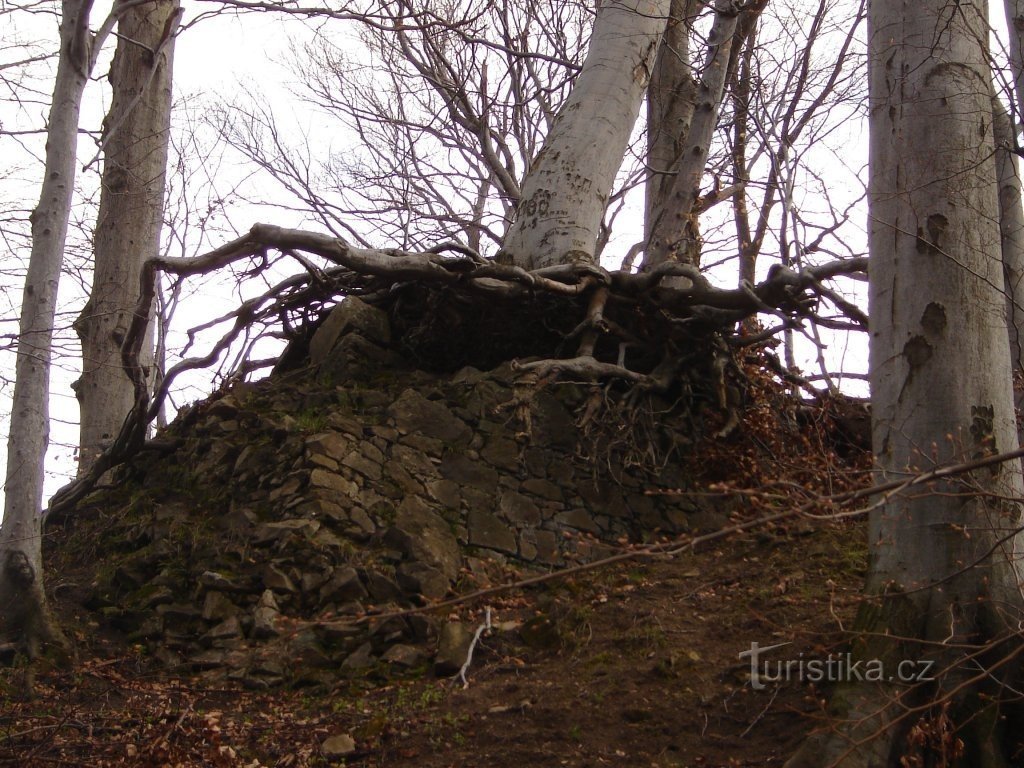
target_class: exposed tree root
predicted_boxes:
[46,223,867,522]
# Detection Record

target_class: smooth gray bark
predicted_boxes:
[993,96,1024,378]
[643,0,739,267]
[74,0,179,474]
[645,0,700,241]
[788,1,1024,764]
[1005,0,1024,122]
[500,0,669,269]
[0,0,104,663]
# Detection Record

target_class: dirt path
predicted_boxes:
[1,524,865,767]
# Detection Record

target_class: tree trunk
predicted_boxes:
[0,0,95,667]
[1005,0,1024,123]
[644,0,700,241]
[74,0,179,474]
[993,96,1024,379]
[787,1,1024,765]
[642,0,741,268]
[499,0,669,270]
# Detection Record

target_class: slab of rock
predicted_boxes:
[204,616,242,642]
[388,389,472,444]
[310,298,391,364]
[319,567,368,605]
[321,733,357,759]
[435,621,474,676]
[384,497,461,585]
[262,563,298,594]
[252,590,281,639]
[305,432,351,463]
[381,643,427,668]
[202,591,239,622]
[467,509,518,555]
[439,453,498,492]
[341,642,376,671]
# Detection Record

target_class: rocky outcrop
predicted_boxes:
[52,298,742,685]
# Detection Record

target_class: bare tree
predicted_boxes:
[788,0,1024,763]
[994,95,1024,378]
[215,0,590,255]
[0,0,122,676]
[74,0,181,474]
[500,0,669,269]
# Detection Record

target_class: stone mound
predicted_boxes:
[48,298,842,687]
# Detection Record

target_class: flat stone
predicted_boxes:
[518,532,538,561]
[440,453,498,493]
[396,562,450,599]
[319,567,368,604]
[388,389,472,444]
[399,433,445,456]
[263,564,298,593]
[391,444,439,479]
[309,469,360,497]
[533,530,561,564]
[321,733,357,759]
[499,490,541,526]
[252,590,281,639]
[521,478,563,502]
[435,621,474,676]
[156,603,202,623]
[383,497,461,583]
[426,479,462,510]
[341,450,383,481]
[202,591,239,622]
[383,460,423,495]
[310,298,391,364]
[204,615,242,641]
[311,528,349,553]
[362,570,404,602]
[554,508,601,534]
[190,650,227,670]
[360,441,385,464]
[307,453,339,471]
[341,642,376,670]
[305,432,351,463]
[300,569,331,594]
[480,436,520,470]
[382,644,426,668]
[467,509,518,554]
[254,519,321,545]
[531,393,577,448]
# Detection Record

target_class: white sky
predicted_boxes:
[5,0,1015,506]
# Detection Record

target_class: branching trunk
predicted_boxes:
[787,1,1024,765]
[74,0,180,474]
[0,0,99,669]
[644,0,700,240]
[643,0,744,268]
[499,0,669,270]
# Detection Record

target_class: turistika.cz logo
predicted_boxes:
[738,641,936,690]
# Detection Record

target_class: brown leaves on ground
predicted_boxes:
[1,523,866,768]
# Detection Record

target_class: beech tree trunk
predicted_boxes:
[993,96,1024,378]
[0,0,96,664]
[645,0,699,240]
[643,0,740,268]
[1006,0,1024,122]
[499,0,669,270]
[74,0,179,474]
[787,1,1024,765]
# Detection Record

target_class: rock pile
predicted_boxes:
[53,298,734,685]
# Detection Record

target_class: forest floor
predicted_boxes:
[0,520,866,767]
